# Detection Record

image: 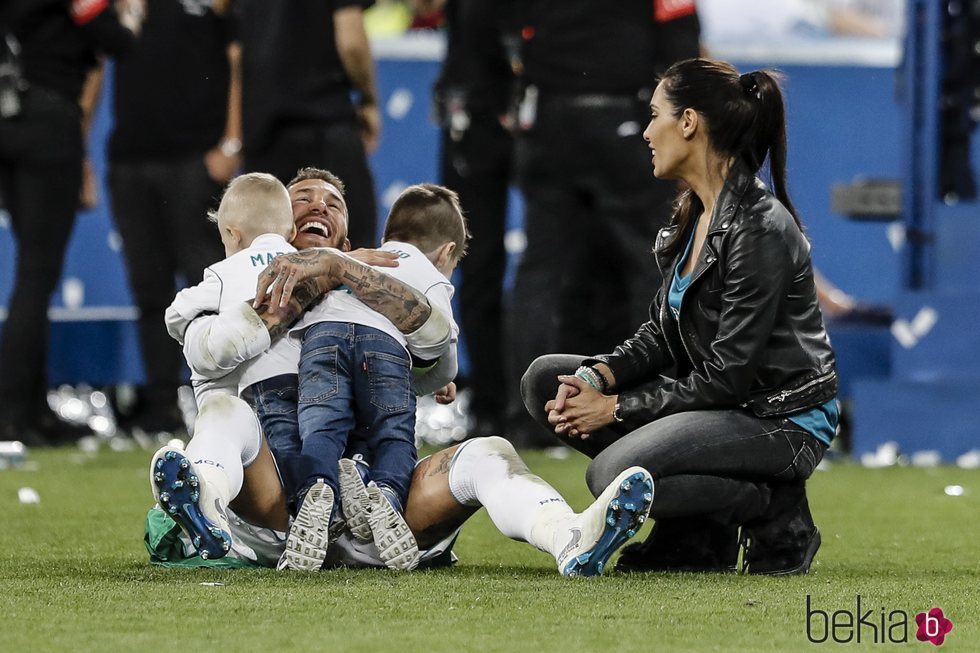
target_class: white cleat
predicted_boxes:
[278,480,334,571]
[556,466,654,577]
[338,458,373,542]
[364,486,420,571]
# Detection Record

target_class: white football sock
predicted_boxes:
[185,394,263,501]
[448,436,573,556]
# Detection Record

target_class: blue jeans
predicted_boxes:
[296,322,417,510]
[243,374,301,457]
[242,373,302,507]
[522,354,827,525]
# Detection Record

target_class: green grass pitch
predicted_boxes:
[0,447,977,652]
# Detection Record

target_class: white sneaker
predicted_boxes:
[338,458,373,542]
[364,486,420,571]
[277,480,334,571]
[150,445,232,560]
[556,466,654,577]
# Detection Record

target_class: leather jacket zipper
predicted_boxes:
[766,370,835,403]
[653,245,679,364]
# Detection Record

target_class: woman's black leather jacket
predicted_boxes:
[586,163,837,424]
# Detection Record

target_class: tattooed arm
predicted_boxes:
[249,247,402,338]
[250,277,325,341]
[254,248,432,334]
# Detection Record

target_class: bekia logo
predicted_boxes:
[806,596,954,646]
[915,608,954,646]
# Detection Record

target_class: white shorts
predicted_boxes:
[188,509,459,569]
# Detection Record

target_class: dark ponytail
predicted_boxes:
[657,59,801,259]
[738,70,798,226]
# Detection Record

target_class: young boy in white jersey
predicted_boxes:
[151,172,299,559]
[280,183,468,571]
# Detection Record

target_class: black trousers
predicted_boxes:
[439,112,512,420]
[523,354,826,525]
[108,156,225,411]
[507,94,676,445]
[245,119,378,249]
[0,87,83,422]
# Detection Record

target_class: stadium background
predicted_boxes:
[0,20,977,460]
[2,6,979,651]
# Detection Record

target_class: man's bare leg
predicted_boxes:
[400,436,654,576]
[232,439,289,532]
[405,444,480,550]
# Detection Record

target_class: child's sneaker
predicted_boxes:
[150,445,232,560]
[556,466,654,577]
[364,485,419,571]
[338,458,373,542]
[277,480,334,571]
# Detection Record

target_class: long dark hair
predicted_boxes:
[657,58,800,259]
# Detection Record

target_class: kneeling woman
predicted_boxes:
[523,58,837,575]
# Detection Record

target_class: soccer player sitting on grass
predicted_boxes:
[155,169,426,569]
[147,169,653,576]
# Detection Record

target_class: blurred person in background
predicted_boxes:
[506,0,701,448]
[0,0,143,446]
[697,0,905,42]
[416,0,517,438]
[107,0,238,439]
[237,0,381,249]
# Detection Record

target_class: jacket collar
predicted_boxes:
[658,160,758,240]
[656,161,760,280]
[708,159,757,234]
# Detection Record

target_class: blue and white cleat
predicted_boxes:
[557,466,654,577]
[150,445,232,560]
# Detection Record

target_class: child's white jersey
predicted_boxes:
[294,241,459,359]
[165,233,300,404]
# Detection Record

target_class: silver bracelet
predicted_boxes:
[575,365,607,393]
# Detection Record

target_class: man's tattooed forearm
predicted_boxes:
[290,278,324,312]
[339,262,431,333]
[283,249,328,267]
[264,312,295,340]
[252,300,289,340]
[249,277,322,340]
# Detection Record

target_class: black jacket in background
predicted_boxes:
[434,0,514,117]
[109,0,236,162]
[587,162,838,424]
[237,0,373,152]
[518,0,700,97]
[8,0,133,104]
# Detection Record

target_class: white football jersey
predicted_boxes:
[294,241,459,358]
[165,233,300,405]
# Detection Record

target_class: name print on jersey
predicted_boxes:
[250,252,288,267]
